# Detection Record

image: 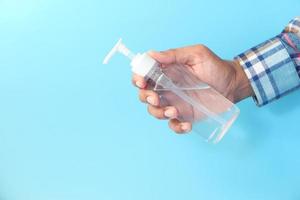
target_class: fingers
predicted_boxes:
[169,119,192,134]
[139,89,192,134]
[147,104,192,134]
[132,73,146,89]
[132,62,192,134]
[148,50,177,65]
[148,48,190,66]
[147,106,178,120]
[139,88,178,119]
[139,89,159,106]
[163,106,178,119]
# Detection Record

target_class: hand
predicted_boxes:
[132,44,253,134]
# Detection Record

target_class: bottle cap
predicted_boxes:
[103,38,158,77]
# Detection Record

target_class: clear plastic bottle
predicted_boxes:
[103,39,240,143]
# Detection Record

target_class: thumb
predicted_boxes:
[147,50,177,65]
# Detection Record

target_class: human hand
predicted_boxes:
[132,45,253,133]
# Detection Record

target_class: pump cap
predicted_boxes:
[131,53,159,77]
[103,38,159,77]
[103,38,135,64]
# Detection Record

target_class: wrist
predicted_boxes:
[230,59,254,102]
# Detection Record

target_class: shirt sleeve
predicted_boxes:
[235,17,300,106]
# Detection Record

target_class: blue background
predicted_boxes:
[1,0,300,199]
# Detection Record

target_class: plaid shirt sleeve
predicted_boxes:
[235,17,300,106]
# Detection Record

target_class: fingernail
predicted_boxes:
[164,109,175,118]
[136,81,144,88]
[181,123,191,132]
[146,96,156,105]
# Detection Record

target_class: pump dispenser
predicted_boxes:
[103,38,159,77]
[103,38,240,143]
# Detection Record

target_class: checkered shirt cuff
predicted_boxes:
[235,36,300,106]
[284,17,300,38]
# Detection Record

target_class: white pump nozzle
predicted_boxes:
[103,38,159,77]
[103,38,136,64]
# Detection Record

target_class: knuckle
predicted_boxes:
[167,48,176,52]
[138,90,146,102]
[173,127,182,134]
[131,79,137,86]
[147,105,152,113]
[168,120,181,134]
[156,115,165,120]
[147,106,164,119]
[147,106,156,117]
[195,44,208,51]
[132,74,137,82]
[165,48,177,56]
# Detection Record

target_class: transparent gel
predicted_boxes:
[103,38,240,143]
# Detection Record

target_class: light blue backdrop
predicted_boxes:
[1,0,300,199]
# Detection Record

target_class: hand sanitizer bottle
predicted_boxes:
[103,38,240,143]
